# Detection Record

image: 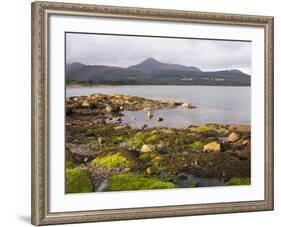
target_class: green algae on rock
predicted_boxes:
[108,173,176,191]
[146,166,160,175]
[224,177,251,186]
[66,168,93,193]
[66,160,76,169]
[189,141,204,150]
[92,152,130,169]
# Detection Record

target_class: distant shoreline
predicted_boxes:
[66,83,251,88]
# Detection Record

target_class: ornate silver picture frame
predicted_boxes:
[31,1,273,225]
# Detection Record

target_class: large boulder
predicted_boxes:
[227,132,240,143]
[203,142,221,153]
[140,144,154,153]
[66,144,95,163]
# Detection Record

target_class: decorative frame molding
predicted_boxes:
[31,1,274,225]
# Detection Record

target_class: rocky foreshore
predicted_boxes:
[65,93,251,193]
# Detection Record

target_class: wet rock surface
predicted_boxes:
[65,93,251,192]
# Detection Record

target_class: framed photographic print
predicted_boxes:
[31,1,274,225]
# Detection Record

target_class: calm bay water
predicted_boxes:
[66,85,250,128]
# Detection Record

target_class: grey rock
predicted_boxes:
[157,117,164,122]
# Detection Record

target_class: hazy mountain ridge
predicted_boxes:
[66,58,251,86]
[128,57,201,72]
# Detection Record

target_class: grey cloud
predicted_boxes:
[66,33,252,74]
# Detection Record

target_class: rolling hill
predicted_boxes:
[66,58,250,86]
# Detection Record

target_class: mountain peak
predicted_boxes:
[128,57,201,72]
[139,57,162,67]
[142,57,160,63]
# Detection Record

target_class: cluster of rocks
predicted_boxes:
[203,132,249,153]
[181,103,196,109]
[141,110,164,122]
[66,93,197,128]
[137,131,249,156]
[67,93,186,113]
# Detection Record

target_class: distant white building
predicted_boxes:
[181,77,193,81]
[214,78,225,81]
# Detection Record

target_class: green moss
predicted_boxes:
[66,160,76,169]
[92,152,130,169]
[198,125,214,133]
[66,168,93,193]
[127,132,159,150]
[146,166,153,174]
[225,178,251,186]
[139,153,161,170]
[146,134,158,143]
[114,135,127,142]
[139,153,153,162]
[189,141,204,150]
[146,166,160,175]
[108,173,176,191]
[103,135,128,149]
[151,156,161,168]
[127,135,144,150]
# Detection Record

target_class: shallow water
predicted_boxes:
[67,85,250,128]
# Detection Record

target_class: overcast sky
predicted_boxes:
[66,33,252,74]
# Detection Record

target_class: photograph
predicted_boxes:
[65,33,252,193]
